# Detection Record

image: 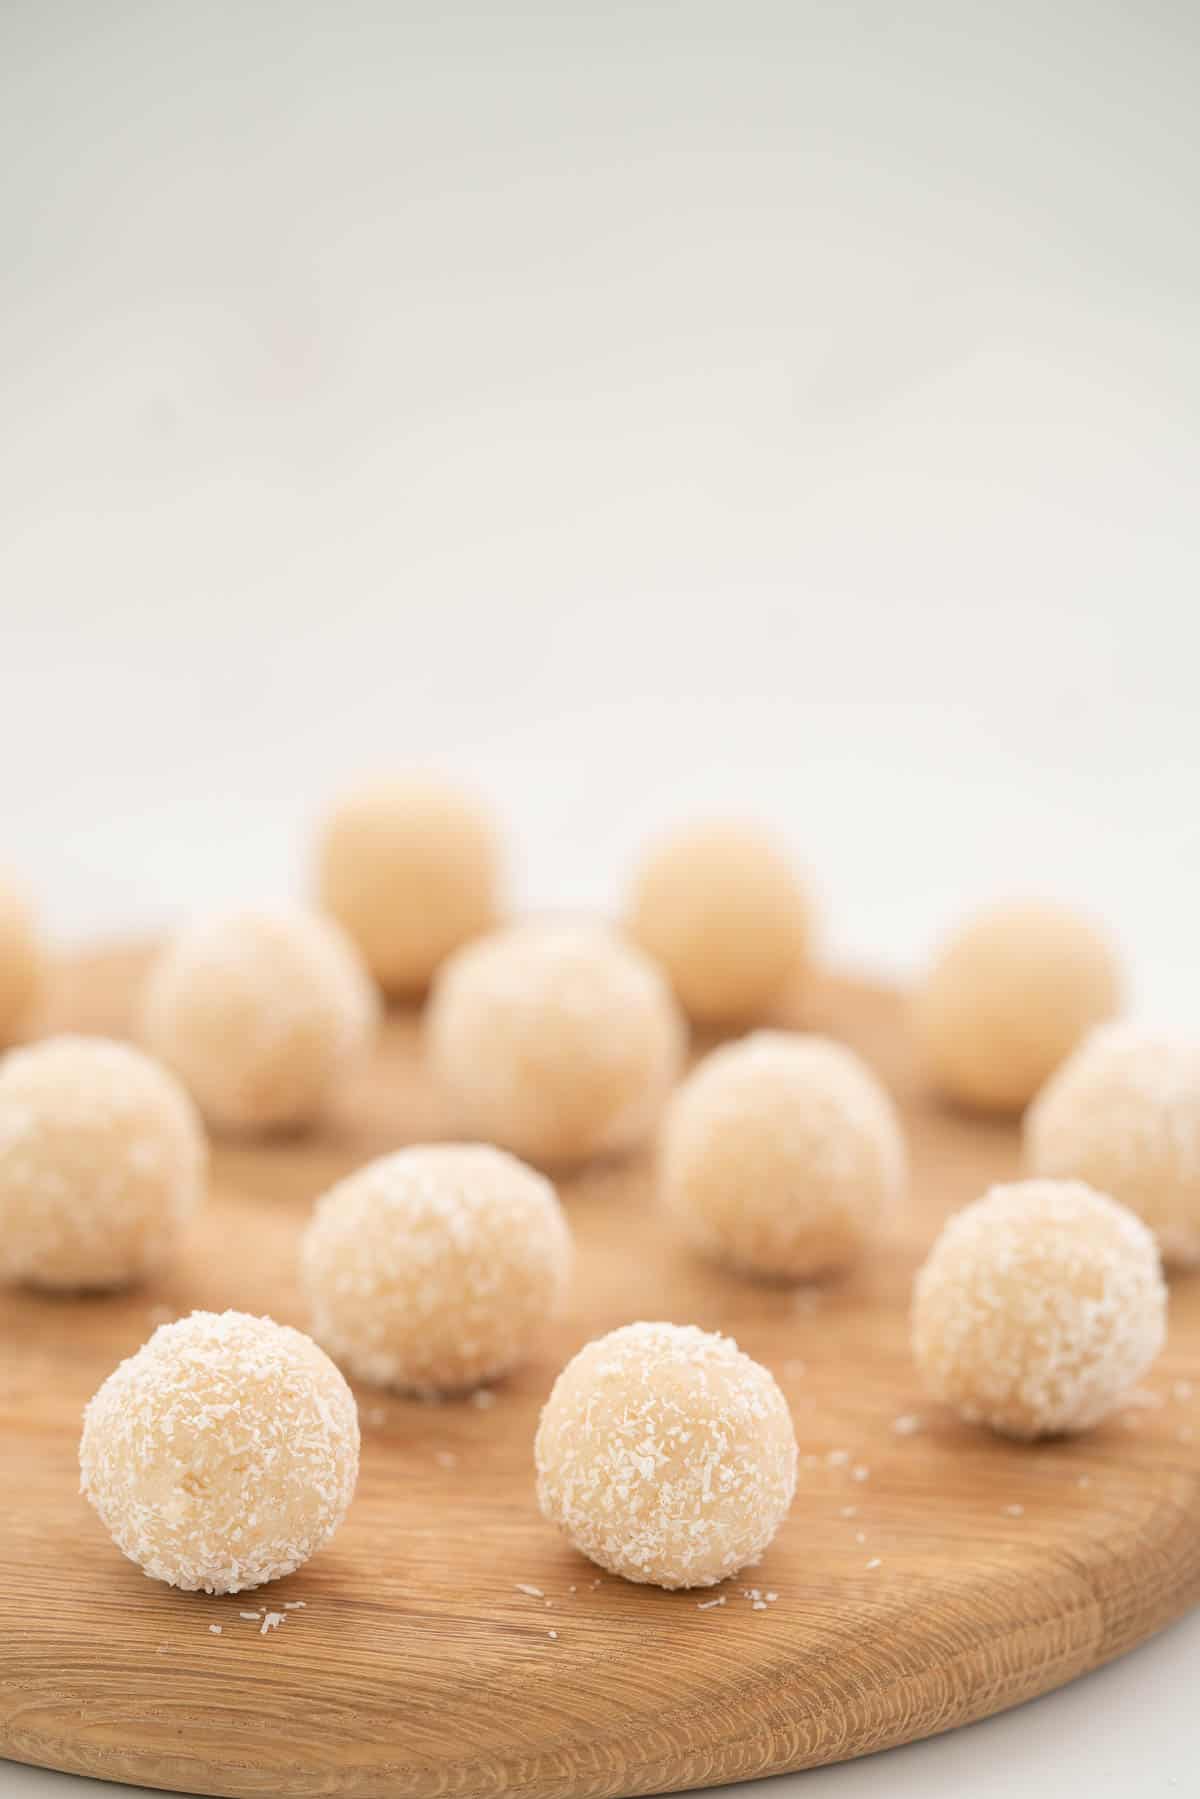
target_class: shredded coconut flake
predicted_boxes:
[891,1414,922,1436]
[209,1624,222,1634]
[865,1557,881,1570]
[516,1584,543,1598]
[260,1612,285,1635]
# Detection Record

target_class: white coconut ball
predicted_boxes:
[141,907,378,1133]
[80,1310,359,1593]
[301,1143,572,1393]
[316,773,502,994]
[1026,1025,1200,1269]
[0,1035,206,1290]
[427,921,685,1166]
[535,1321,797,1588]
[662,1031,905,1280]
[912,1179,1166,1440]
[626,822,812,1026]
[0,877,42,1045]
[912,900,1123,1113]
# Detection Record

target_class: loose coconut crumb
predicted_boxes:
[840,1505,858,1518]
[866,1557,881,1570]
[548,1629,558,1639]
[852,1464,870,1482]
[260,1612,285,1635]
[827,1449,849,1468]
[891,1414,922,1436]
[855,1531,866,1544]
[1004,1503,1025,1517]
[209,1624,222,1634]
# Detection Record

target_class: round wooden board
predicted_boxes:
[2,944,1199,1799]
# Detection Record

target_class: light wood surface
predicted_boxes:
[2,944,1199,1799]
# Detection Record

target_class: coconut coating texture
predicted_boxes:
[0,879,41,1045]
[427,922,686,1166]
[316,774,502,994]
[80,1310,359,1593]
[912,1179,1165,1440]
[912,900,1123,1113]
[662,1032,905,1280]
[141,907,378,1133]
[0,1036,206,1290]
[626,822,811,1025]
[302,1144,572,1393]
[1027,1025,1200,1269]
[535,1321,797,1589]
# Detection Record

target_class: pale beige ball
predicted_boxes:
[1027,1025,1200,1269]
[141,907,378,1133]
[302,1143,572,1393]
[0,1036,205,1290]
[913,901,1123,1113]
[80,1310,359,1593]
[427,921,686,1165]
[0,879,42,1045]
[536,1321,797,1588]
[912,1179,1165,1440]
[662,1031,905,1280]
[316,774,501,994]
[626,822,811,1026]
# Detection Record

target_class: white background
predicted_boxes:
[2,1,1198,1793]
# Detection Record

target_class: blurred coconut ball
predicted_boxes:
[316,774,502,994]
[1026,1024,1200,1268]
[912,1178,1165,1439]
[626,822,812,1025]
[302,1143,571,1393]
[912,900,1123,1113]
[0,878,42,1045]
[140,907,377,1133]
[535,1321,797,1588]
[80,1309,358,1593]
[427,921,685,1166]
[662,1031,905,1280]
[0,1036,205,1290]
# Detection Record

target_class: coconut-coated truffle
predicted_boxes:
[80,1310,359,1593]
[141,907,377,1133]
[1027,1025,1200,1269]
[0,878,41,1044]
[626,822,811,1025]
[316,774,502,994]
[427,922,685,1166]
[912,1179,1165,1440]
[913,900,1123,1113]
[536,1321,797,1588]
[662,1031,905,1280]
[302,1143,571,1393]
[0,1036,205,1290]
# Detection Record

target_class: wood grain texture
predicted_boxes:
[2,943,1199,1799]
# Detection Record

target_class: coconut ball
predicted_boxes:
[302,1143,571,1393]
[427,921,685,1166]
[536,1321,797,1588]
[80,1310,358,1593]
[1026,1025,1200,1269]
[0,878,41,1045]
[912,1179,1165,1440]
[316,774,502,994]
[626,822,811,1026]
[0,1036,205,1290]
[912,900,1123,1114]
[662,1031,905,1280]
[140,907,377,1133]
